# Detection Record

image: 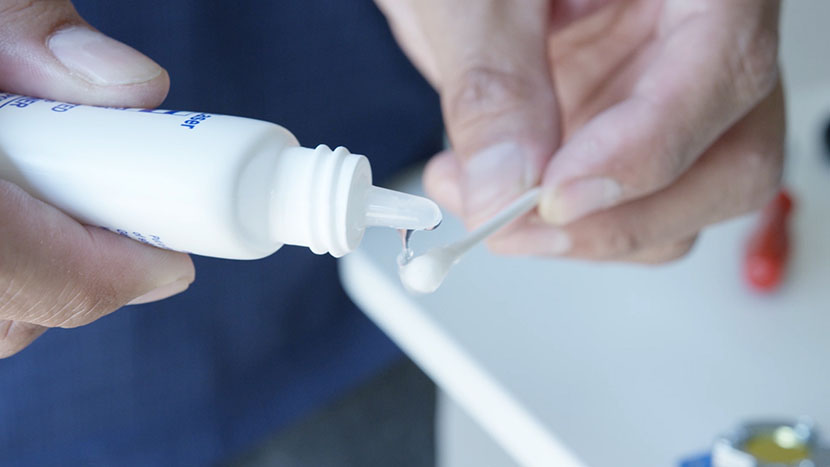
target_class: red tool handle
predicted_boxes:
[743,190,794,292]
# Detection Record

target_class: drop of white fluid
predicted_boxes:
[397,188,542,294]
[398,246,458,294]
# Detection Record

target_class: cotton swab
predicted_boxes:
[398,187,541,294]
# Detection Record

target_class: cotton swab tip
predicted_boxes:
[397,188,542,294]
[398,247,456,294]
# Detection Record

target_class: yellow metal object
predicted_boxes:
[742,426,811,464]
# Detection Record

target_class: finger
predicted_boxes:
[374,0,440,87]
[0,0,169,106]
[486,227,697,265]
[376,0,619,86]
[615,236,698,265]
[540,0,781,225]
[0,320,47,359]
[394,0,560,227]
[549,0,623,29]
[0,181,194,328]
[494,83,784,260]
[423,150,463,216]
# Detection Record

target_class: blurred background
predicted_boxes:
[2,1,830,467]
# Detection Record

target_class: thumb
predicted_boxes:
[0,1,184,358]
[429,1,560,226]
[0,0,169,106]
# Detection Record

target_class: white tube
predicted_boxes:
[0,93,442,259]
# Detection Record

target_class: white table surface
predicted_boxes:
[339,2,830,466]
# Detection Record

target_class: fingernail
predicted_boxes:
[464,142,534,221]
[541,177,621,225]
[49,27,163,85]
[424,153,463,212]
[127,278,191,306]
[428,175,462,213]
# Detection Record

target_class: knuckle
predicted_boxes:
[443,65,532,136]
[606,228,642,258]
[0,0,61,23]
[0,182,123,328]
[628,97,694,191]
[0,0,38,17]
[0,274,24,320]
[731,28,780,104]
[0,280,117,329]
[0,180,36,235]
[0,182,31,318]
[649,238,697,265]
[647,141,690,190]
[0,0,81,38]
[580,223,643,260]
[52,284,119,328]
[4,0,76,16]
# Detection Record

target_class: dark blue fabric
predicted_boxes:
[679,454,712,467]
[0,1,443,465]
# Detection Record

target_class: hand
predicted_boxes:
[376,0,784,263]
[0,0,194,358]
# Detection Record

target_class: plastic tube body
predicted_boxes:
[0,94,441,259]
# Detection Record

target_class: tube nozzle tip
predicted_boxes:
[363,186,442,231]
